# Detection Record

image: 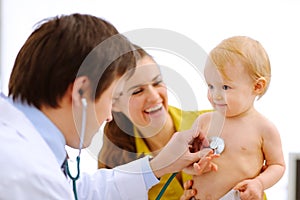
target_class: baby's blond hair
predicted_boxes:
[208,36,271,98]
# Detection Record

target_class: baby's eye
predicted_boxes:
[208,84,214,90]
[222,85,231,90]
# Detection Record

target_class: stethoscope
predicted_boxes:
[65,97,87,200]
[155,136,225,200]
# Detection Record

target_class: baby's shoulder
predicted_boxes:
[254,112,279,135]
[192,112,215,130]
[195,112,213,122]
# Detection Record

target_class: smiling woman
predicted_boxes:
[98,45,211,200]
[113,56,167,132]
[2,1,300,199]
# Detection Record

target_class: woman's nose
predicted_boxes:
[146,86,160,102]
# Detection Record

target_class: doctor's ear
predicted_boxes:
[72,76,90,107]
[78,89,84,97]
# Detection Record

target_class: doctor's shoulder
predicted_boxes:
[0,100,72,199]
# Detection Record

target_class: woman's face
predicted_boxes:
[113,56,169,136]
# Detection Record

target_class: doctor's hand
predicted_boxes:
[149,129,217,178]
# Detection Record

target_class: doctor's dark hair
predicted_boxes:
[98,45,152,168]
[8,13,135,109]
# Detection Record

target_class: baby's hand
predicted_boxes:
[180,180,197,200]
[183,148,219,175]
[233,178,264,200]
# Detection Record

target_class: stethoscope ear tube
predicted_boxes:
[66,98,87,200]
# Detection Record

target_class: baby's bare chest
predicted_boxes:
[193,121,265,199]
[205,119,263,153]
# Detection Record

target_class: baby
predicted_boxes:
[191,36,285,199]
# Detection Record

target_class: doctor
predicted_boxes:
[0,13,216,199]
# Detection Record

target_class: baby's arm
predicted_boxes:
[251,121,285,188]
[188,113,211,152]
[234,120,285,197]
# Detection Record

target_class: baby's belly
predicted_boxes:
[193,155,262,200]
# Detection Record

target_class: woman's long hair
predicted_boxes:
[98,45,151,168]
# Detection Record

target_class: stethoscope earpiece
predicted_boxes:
[81,98,87,107]
[78,89,84,96]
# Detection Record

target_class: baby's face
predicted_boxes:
[204,61,257,117]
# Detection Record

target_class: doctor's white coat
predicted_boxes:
[0,97,155,200]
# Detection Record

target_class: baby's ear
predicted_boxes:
[254,77,266,94]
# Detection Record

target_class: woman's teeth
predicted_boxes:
[145,104,162,113]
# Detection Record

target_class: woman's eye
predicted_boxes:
[153,80,163,86]
[132,89,143,95]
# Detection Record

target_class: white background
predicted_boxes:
[1,0,300,199]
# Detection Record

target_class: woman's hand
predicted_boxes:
[180,180,196,200]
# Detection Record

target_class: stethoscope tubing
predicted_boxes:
[66,98,87,200]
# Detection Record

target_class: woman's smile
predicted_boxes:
[145,103,163,114]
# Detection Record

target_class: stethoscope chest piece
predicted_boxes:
[209,136,225,154]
